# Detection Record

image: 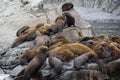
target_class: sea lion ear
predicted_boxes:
[41,46,49,52]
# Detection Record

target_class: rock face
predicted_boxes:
[44,0,120,15]
[0,0,120,80]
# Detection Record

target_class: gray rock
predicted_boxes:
[50,27,82,43]
[10,65,25,77]
[87,63,99,70]
[0,74,12,80]
[0,68,4,74]
[0,47,29,69]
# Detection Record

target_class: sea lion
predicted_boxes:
[49,56,63,74]
[23,46,48,80]
[74,52,94,70]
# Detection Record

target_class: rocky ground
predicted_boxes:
[0,0,120,80]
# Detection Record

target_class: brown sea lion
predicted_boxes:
[48,43,98,61]
[11,27,37,48]
[16,26,30,37]
[45,14,67,36]
[23,46,48,80]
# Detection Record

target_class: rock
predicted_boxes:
[29,0,44,11]
[17,41,34,49]
[21,0,29,5]
[87,63,99,70]
[63,60,74,70]
[41,69,54,77]
[0,38,10,55]
[60,71,78,80]
[0,56,20,69]
[0,74,12,80]
[66,8,95,37]
[0,68,4,74]
[0,47,29,69]
[51,27,82,43]
[46,7,62,23]
[10,65,25,77]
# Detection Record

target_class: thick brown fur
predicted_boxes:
[48,43,98,61]
[16,26,30,37]
[23,46,48,80]
[62,2,74,11]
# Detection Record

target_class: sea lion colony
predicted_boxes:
[10,2,120,80]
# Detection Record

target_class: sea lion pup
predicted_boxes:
[11,27,37,48]
[23,46,48,80]
[49,56,63,74]
[63,12,76,27]
[62,2,74,11]
[16,26,30,37]
[74,52,94,70]
[48,43,98,61]
[45,14,67,36]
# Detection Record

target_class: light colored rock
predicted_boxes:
[0,68,4,74]
[0,74,12,80]
[10,65,25,76]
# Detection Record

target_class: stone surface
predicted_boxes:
[10,65,25,77]
[0,0,120,80]
[0,74,12,80]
